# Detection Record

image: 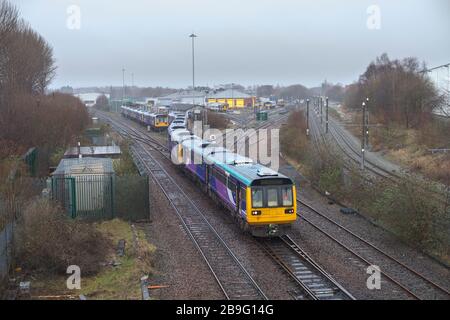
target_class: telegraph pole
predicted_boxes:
[122,68,125,104]
[306,98,310,136]
[325,97,329,133]
[320,96,323,124]
[189,33,197,105]
[316,96,319,113]
[365,97,370,149]
[361,101,366,170]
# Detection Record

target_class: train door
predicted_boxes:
[204,163,210,193]
[236,182,241,214]
[226,176,238,212]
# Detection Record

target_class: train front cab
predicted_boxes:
[245,178,297,237]
[153,114,169,130]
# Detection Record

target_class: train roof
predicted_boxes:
[215,159,291,186]
[184,141,291,186]
[121,106,167,117]
[171,129,192,142]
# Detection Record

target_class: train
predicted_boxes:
[206,102,228,112]
[121,105,297,237]
[121,106,169,131]
[169,126,297,237]
[168,111,188,124]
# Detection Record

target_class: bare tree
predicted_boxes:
[95,94,109,111]
[4,21,56,95]
[0,0,19,93]
[344,53,442,128]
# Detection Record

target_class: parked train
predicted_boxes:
[169,128,297,237]
[168,111,188,124]
[206,102,228,112]
[121,106,169,131]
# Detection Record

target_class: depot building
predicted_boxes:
[206,89,255,108]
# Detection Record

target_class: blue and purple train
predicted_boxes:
[169,128,297,237]
[121,106,169,131]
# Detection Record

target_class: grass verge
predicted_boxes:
[27,219,155,300]
[280,111,450,265]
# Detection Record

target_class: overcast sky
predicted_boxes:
[14,0,450,89]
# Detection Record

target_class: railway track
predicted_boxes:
[100,111,359,300]
[311,109,447,204]
[297,199,450,300]
[327,117,398,180]
[107,107,448,300]
[261,235,355,300]
[97,113,268,300]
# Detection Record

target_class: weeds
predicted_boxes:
[15,198,110,275]
[280,111,450,264]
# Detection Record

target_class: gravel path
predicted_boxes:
[140,160,225,300]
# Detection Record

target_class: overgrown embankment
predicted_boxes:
[342,53,450,185]
[281,110,450,265]
[337,106,450,185]
[18,212,155,300]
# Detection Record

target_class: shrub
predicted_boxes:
[280,110,308,162]
[206,110,230,130]
[113,142,138,176]
[15,198,110,275]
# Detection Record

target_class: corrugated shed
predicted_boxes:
[208,89,252,99]
[53,157,114,176]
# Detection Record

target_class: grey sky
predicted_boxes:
[15,0,450,89]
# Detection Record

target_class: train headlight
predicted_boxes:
[251,210,261,216]
[285,208,294,214]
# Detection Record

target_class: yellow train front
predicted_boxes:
[147,113,169,131]
[245,181,297,237]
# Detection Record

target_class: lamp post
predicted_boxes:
[361,101,366,170]
[189,33,197,105]
[320,96,323,124]
[365,97,369,148]
[306,99,310,136]
[325,97,329,133]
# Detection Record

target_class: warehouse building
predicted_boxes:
[158,89,206,106]
[206,89,255,108]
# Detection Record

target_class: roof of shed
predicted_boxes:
[53,157,114,175]
[208,89,253,99]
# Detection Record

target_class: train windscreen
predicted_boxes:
[251,185,293,208]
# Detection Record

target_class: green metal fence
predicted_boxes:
[51,175,114,220]
[22,148,37,176]
[114,175,149,221]
[51,174,149,221]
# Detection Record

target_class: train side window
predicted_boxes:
[267,187,279,207]
[217,170,226,185]
[227,178,236,192]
